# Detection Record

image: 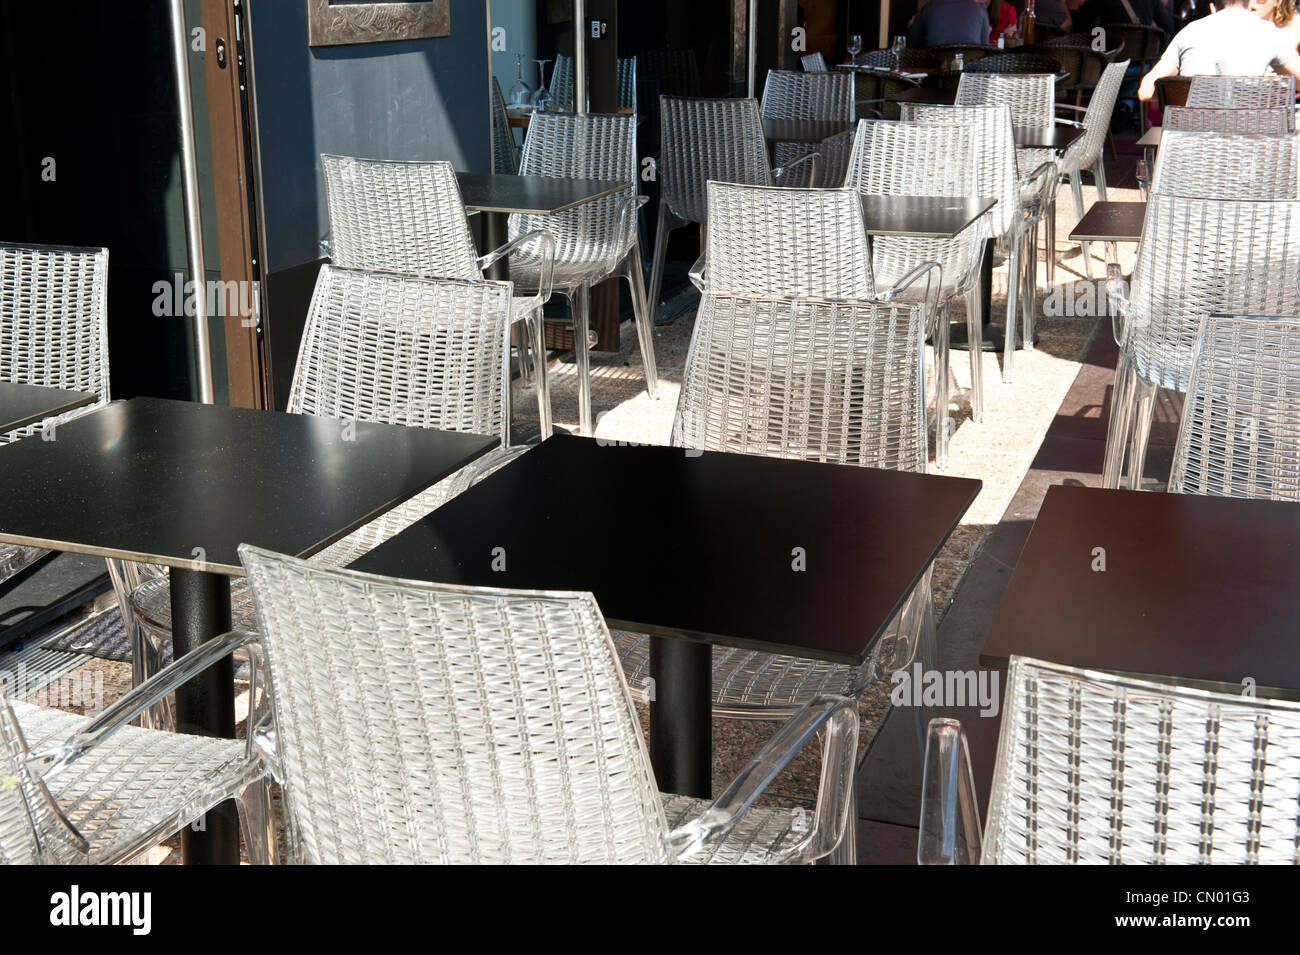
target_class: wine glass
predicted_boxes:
[847,34,863,63]
[891,34,906,70]
[531,59,553,112]
[508,54,532,108]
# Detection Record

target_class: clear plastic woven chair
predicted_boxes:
[844,119,989,464]
[1162,105,1295,135]
[1057,60,1129,279]
[319,154,556,436]
[901,103,1057,386]
[612,289,936,736]
[801,52,829,72]
[919,656,1300,864]
[1,633,273,864]
[549,53,637,111]
[647,96,820,320]
[759,70,855,188]
[1169,314,1300,500]
[1152,131,1299,199]
[509,112,657,435]
[124,268,520,707]
[0,242,110,585]
[1186,74,1297,110]
[238,543,860,864]
[490,75,519,175]
[1103,197,1300,490]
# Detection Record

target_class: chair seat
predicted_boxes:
[0,543,46,581]
[12,700,250,864]
[661,794,807,863]
[509,243,633,294]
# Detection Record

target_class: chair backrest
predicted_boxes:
[1187,74,1297,110]
[239,544,670,864]
[512,112,637,262]
[671,292,928,472]
[1152,131,1299,198]
[0,242,110,443]
[490,75,519,175]
[702,182,875,298]
[659,96,771,225]
[954,72,1057,128]
[844,119,984,289]
[1169,314,1300,499]
[1155,75,1192,109]
[1123,195,1300,390]
[902,103,1020,239]
[289,266,510,444]
[985,656,1300,864]
[1099,22,1166,64]
[964,52,1063,75]
[320,155,481,280]
[550,53,638,111]
[801,52,829,72]
[1068,60,1130,171]
[760,70,853,121]
[1163,106,1295,135]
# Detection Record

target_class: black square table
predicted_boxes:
[1013,125,1084,152]
[0,396,498,863]
[982,485,1300,701]
[1136,126,1162,149]
[0,382,96,435]
[761,117,858,145]
[859,195,997,239]
[455,172,627,280]
[1069,200,1146,244]
[348,434,981,797]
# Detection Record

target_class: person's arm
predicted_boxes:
[1138,57,1178,100]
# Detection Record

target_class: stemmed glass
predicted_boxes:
[891,34,906,70]
[847,34,863,63]
[532,59,553,112]
[508,54,532,108]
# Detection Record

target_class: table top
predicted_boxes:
[0,397,499,575]
[348,434,981,665]
[860,195,997,238]
[1136,126,1162,148]
[982,485,1300,698]
[0,383,96,435]
[1013,125,1084,151]
[1068,200,1147,243]
[762,117,858,144]
[455,172,627,215]
[887,86,957,105]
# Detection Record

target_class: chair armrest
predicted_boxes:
[880,261,944,337]
[1018,159,1060,214]
[30,629,260,779]
[615,193,649,255]
[1055,103,1087,118]
[917,717,983,864]
[773,149,822,187]
[667,694,859,864]
[688,254,707,292]
[1106,262,1130,345]
[442,444,532,500]
[477,229,557,304]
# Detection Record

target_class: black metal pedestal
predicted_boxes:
[481,210,510,281]
[649,636,712,798]
[170,567,239,865]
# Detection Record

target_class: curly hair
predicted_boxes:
[1271,0,1298,27]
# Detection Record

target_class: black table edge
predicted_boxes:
[0,388,97,434]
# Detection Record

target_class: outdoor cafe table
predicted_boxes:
[1013,125,1083,152]
[981,485,1300,700]
[1069,200,1146,257]
[454,172,626,280]
[0,397,499,863]
[348,434,981,798]
[858,194,996,239]
[761,116,858,164]
[0,382,95,435]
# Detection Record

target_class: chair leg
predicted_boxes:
[647,203,676,325]
[911,571,937,762]
[1003,234,1021,383]
[934,299,952,469]
[574,285,594,436]
[624,245,658,398]
[529,309,553,439]
[1045,192,1057,291]
[1022,223,1036,353]
[1127,380,1157,491]
[1071,173,1092,281]
[235,779,277,865]
[964,290,984,424]
[1102,353,1137,489]
[1093,157,1109,201]
[827,777,859,865]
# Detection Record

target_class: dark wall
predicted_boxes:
[247,0,491,408]
[0,3,198,401]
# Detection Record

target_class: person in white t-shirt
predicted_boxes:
[1137,0,1300,100]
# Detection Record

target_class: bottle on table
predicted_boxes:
[1022,0,1037,45]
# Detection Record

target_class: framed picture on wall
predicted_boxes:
[307,0,451,47]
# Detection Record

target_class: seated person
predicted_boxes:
[988,0,1018,42]
[1077,0,1178,33]
[1253,0,1300,51]
[1036,0,1075,29]
[908,0,994,46]
[1138,0,1300,99]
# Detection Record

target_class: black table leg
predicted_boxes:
[648,636,712,798]
[481,210,510,281]
[950,239,998,351]
[170,567,239,865]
